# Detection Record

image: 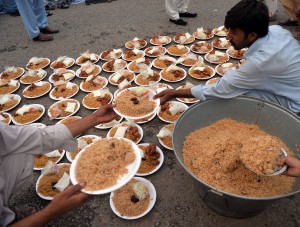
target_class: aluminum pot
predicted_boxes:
[173,97,300,218]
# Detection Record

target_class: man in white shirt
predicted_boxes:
[0,105,117,226]
[156,0,300,115]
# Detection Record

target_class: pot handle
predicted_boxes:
[203,189,228,209]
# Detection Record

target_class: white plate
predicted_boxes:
[109,176,156,220]
[99,49,123,61]
[144,46,166,58]
[206,77,221,85]
[56,115,82,125]
[158,137,173,151]
[152,56,177,70]
[166,46,190,57]
[79,76,108,92]
[82,91,113,110]
[192,30,214,40]
[212,27,229,37]
[22,82,52,99]
[70,137,142,194]
[34,150,66,171]
[125,112,156,124]
[188,65,216,80]
[190,42,214,55]
[102,60,127,73]
[35,163,70,200]
[11,104,45,125]
[226,48,247,60]
[175,85,200,104]
[48,99,80,120]
[66,135,100,163]
[0,67,25,80]
[95,116,123,129]
[30,122,46,128]
[75,54,100,66]
[19,70,47,85]
[26,58,50,70]
[75,65,102,79]
[204,52,230,65]
[150,35,172,46]
[50,58,75,70]
[49,83,79,101]
[136,143,164,176]
[108,71,135,86]
[122,50,145,62]
[212,39,231,50]
[0,80,20,94]
[157,101,188,123]
[113,87,160,120]
[0,112,12,125]
[127,61,152,74]
[107,121,143,144]
[160,68,187,83]
[125,40,147,50]
[134,73,161,86]
[48,70,76,83]
[0,94,21,112]
[178,55,204,67]
[173,36,195,45]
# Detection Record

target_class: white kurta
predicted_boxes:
[165,0,190,20]
[0,123,77,226]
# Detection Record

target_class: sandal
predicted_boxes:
[45,3,56,10]
[46,11,53,17]
[10,203,42,222]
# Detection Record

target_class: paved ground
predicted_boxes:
[0,0,300,226]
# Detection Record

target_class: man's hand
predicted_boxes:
[279,156,300,177]
[93,104,118,124]
[154,89,176,105]
[45,183,90,215]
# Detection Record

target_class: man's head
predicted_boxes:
[225,0,269,50]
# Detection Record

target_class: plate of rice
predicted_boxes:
[22,82,52,99]
[20,69,47,84]
[79,76,108,93]
[49,82,79,101]
[0,94,21,112]
[0,79,20,95]
[48,99,80,119]
[12,104,45,125]
[34,149,66,170]
[157,124,174,151]
[0,112,12,125]
[107,121,143,144]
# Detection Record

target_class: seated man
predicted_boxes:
[0,105,117,226]
[155,0,300,115]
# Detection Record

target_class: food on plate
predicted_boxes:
[206,77,221,85]
[74,138,136,191]
[0,66,24,80]
[108,122,142,143]
[37,163,70,198]
[193,27,214,39]
[183,119,294,197]
[157,124,174,149]
[205,50,229,64]
[0,112,11,124]
[158,101,187,123]
[212,25,229,36]
[23,81,51,98]
[189,64,215,79]
[160,64,186,82]
[20,69,46,84]
[112,178,150,217]
[81,75,107,92]
[176,83,199,103]
[153,56,176,69]
[174,33,195,44]
[76,50,99,65]
[100,49,123,61]
[26,57,49,70]
[49,68,75,83]
[103,59,127,72]
[226,47,247,59]
[109,69,135,85]
[50,56,74,69]
[212,38,231,49]
[137,144,160,174]
[69,136,98,161]
[82,89,112,109]
[167,45,189,56]
[122,49,145,61]
[0,94,19,112]
[149,82,173,93]
[95,115,122,129]
[215,62,240,76]
[126,112,156,124]
[48,100,79,119]
[125,37,147,49]
[176,53,203,66]
[78,62,101,78]
[57,116,82,125]
[135,68,160,85]
[128,57,151,73]
[12,104,44,124]
[34,150,64,169]
[144,46,166,57]
[191,41,213,54]
[50,82,79,100]
[114,87,157,118]
[150,35,171,45]
[0,79,19,95]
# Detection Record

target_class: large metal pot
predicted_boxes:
[173,97,300,218]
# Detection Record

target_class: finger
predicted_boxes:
[63,183,85,195]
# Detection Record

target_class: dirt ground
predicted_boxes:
[0,0,300,226]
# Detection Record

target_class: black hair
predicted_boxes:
[224,0,269,38]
